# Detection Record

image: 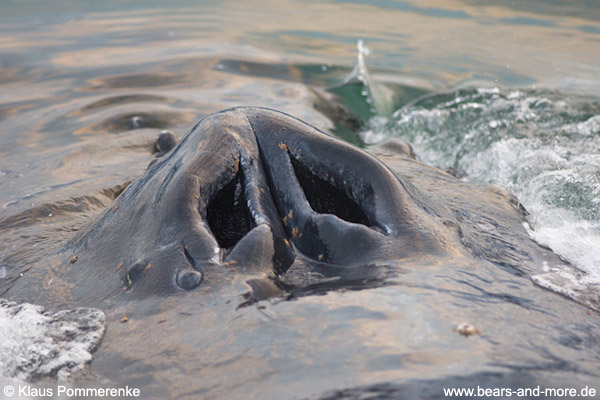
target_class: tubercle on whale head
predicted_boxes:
[59,107,458,302]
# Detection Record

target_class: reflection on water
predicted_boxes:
[1,0,600,397]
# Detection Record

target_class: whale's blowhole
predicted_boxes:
[288,153,370,227]
[206,167,256,249]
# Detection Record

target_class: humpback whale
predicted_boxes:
[1,107,598,399]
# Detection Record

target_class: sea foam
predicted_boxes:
[0,299,105,381]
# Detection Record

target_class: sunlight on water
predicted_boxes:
[1,0,600,393]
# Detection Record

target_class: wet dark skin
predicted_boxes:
[2,107,598,399]
[5,107,465,306]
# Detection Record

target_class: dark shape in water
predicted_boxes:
[2,107,598,399]
[2,106,576,305]
[8,107,461,305]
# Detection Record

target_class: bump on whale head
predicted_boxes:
[6,107,560,308]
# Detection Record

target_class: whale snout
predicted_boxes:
[65,107,454,300]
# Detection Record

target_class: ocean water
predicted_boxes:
[0,0,599,389]
[0,299,104,381]
[361,79,600,297]
[347,25,600,303]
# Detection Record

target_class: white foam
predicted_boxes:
[0,299,105,381]
[527,220,600,280]
[532,269,600,311]
[563,115,600,137]
[363,88,600,304]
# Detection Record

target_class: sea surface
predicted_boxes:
[0,0,599,391]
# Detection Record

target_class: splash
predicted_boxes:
[0,299,105,381]
[361,87,600,307]
[337,40,397,117]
